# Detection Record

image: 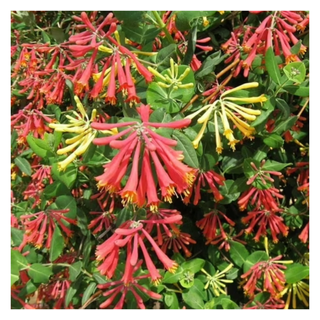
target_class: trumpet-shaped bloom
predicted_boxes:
[91,104,195,211]
[98,260,162,309]
[49,96,102,171]
[95,219,179,284]
[241,255,293,298]
[18,208,77,250]
[186,83,264,153]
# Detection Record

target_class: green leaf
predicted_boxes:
[26,135,54,158]
[265,47,282,85]
[283,85,309,97]
[229,176,249,194]
[219,180,241,204]
[162,266,184,284]
[55,195,77,219]
[77,207,88,236]
[207,245,221,265]
[164,292,179,309]
[11,250,29,285]
[263,133,284,148]
[273,116,298,134]
[116,207,132,228]
[114,11,144,26]
[221,152,243,174]
[195,51,226,79]
[65,276,82,307]
[146,82,180,113]
[253,145,269,162]
[92,272,108,284]
[122,24,159,44]
[220,298,240,309]
[43,181,70,198]
[50,27,66,43]
[51,163,78,189]
[27,263,53,284]
[182,285,205,309]
[49,225,64,262]
[175,11,215,31]
[82,283,97,306]
[69,261,83,281]
[284,263,309,284]
[14,157,32,176]
[283,62,306,83]
[181,258,205,274]
[229,241,249,268]
[65,79,76,108]
[173,130,199,168]
[275,98,291,119]
[243,251,269,273]
[183,25,197,65]
[11,228,24,247]
[156,44,177,67]
[262,160,292,172]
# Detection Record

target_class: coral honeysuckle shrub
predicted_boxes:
[11,11,309,310]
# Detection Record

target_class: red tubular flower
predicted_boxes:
[105,55,117,105]
[241,255,289,298]
[242,209,289,243]
[36,269,73,309]
[196,208,235,244]
[298,222,309,243]
[98,260,161,309]
[158,228,196,257]
[238,186,284,211]
[243,295,285,309]
[124,58,140,106]
[184,169,225,205]
[88,210,116,234]
[91,104,194,211]
[19,209,77,251]
[95,219,179,284]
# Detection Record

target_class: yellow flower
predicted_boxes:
[202,263,234,296]
[281,280,309,309]
[49,96,98,171]
[224,101,260,121]
[202,16,209,27]
[185,82,264,153]
[220,82,259,98]
[223,94,267,106]
[214,112,223,154]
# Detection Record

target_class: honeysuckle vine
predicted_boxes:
[11,10,309,310]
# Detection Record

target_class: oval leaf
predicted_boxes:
[229,241,249,268]
[49,225,64,262]
[14,156,32,176]
[284,263,309,284]
[27,263,53,284]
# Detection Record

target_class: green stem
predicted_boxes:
[151,11,184,60]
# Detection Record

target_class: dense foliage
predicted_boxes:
[11,10,309,309]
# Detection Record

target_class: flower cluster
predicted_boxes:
[91,104,195,211]
[186,82,265,152]
[221,11,309,76]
